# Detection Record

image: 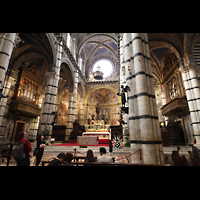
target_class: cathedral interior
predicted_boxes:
[1,33,200,165]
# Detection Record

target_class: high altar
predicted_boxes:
[84,119,110,140]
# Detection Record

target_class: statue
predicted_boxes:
[117,85,130,107]
[96,103,101,120]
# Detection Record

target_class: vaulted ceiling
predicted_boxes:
[148,33,184,85]
[75,33,118,81]
[69,33,200,86]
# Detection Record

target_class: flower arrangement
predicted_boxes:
[112,136,123,149]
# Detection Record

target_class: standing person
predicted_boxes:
[35,135,46,166]
[17,132,32,166]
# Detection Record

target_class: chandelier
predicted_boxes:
[93,66,104,80]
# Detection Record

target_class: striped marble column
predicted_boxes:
[0,33,19,88]
[188,63,200,123]
[180,62,200,145]
[65,92,75,140]
[141,33,164,164]
[123,33,164,164]
[72,70,79,122]
[79,101,84,125]
[123,33,141,163]
[65,70,79,141]
[0,79,12,140]
[39,41,62,137]
[0,33,20,138]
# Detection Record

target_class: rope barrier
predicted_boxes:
[115,149,141,161]
[76,151,86,157]
[159,150,200,166]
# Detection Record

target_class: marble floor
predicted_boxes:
[0,142,193,166]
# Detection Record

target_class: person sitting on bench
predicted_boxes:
[96,147,113,163]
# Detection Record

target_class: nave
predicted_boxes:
[1,33,200,165]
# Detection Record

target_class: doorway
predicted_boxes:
[12,121,26,142]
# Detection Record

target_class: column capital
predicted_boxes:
[44,71,60,81]
[179,62,197,73]
[13,34,22,49]
[0,33,21,49]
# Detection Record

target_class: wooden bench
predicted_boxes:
[72,161,171,166]
[41,155,115,166]
[188,146,200,166]
[0,142,14,166]
[171,145,188,166]
[41,156,171,166]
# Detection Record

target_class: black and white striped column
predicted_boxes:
[73,70,79,121]
[65,70,79,141]
[141,33,164,164]
[65,92,76,140]
[180,62,200,145]
[0,80,12,140]
[39,41,62,138]
[123,33,141,163]
[79,101,84,125]
[0,33,20,141]
[0,33,17,89]
[123,33,164,164]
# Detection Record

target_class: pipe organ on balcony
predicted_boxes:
[9,64,42,118]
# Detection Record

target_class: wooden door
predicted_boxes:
[12,121,26,142]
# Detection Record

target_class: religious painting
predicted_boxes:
[57,101,68,125]
[87,88,118,104]
[57,90,69,125]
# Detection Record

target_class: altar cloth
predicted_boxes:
[77,136,98,146]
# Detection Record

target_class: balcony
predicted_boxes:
[9,97,41,118]
[161,97,189,118]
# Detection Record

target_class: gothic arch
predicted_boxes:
[149,41,181,61]
[45,33,57,68]
[60,59,74,93]
[78,83,84,99]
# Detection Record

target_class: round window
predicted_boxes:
[92,59,114,78]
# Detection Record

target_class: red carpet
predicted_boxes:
[51,140,109,147]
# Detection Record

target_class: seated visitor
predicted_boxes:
[48,152,65,166]
[84,149,96,162]
[63,153,74,166]
[96,147,113,163]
